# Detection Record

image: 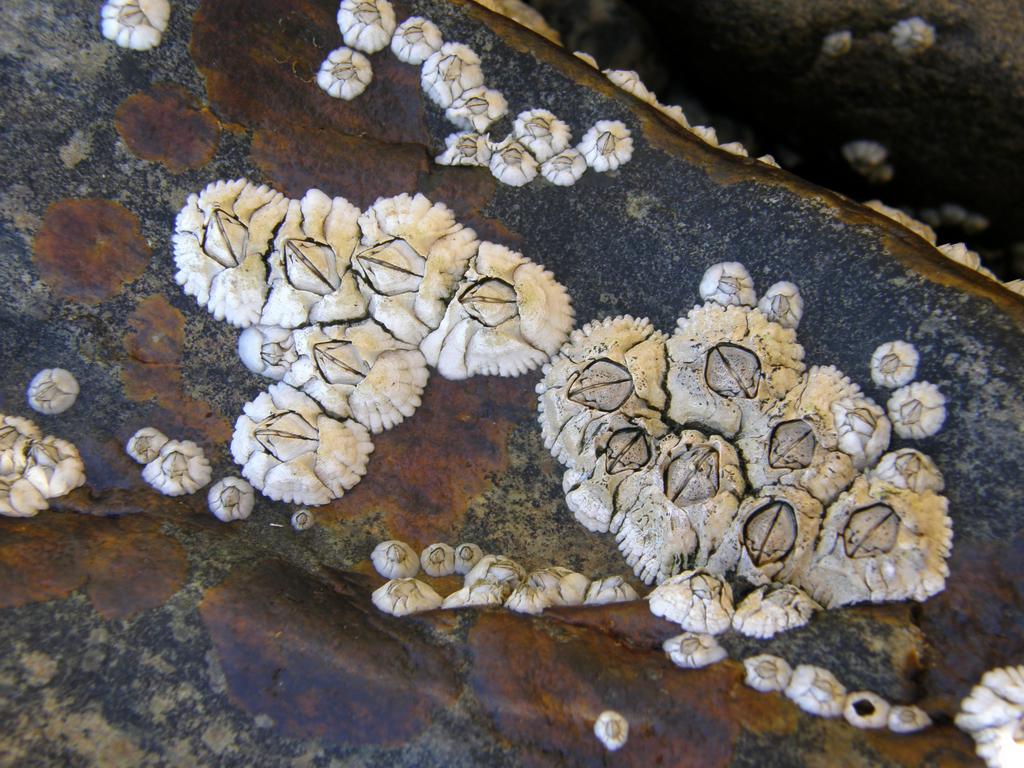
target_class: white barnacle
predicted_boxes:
[890,17,935,56]
[691,125,719,146]
[573,51,598,68]
[371,578,442,616]
[173,179,288,328]
[488,137,539,187]
[743,654,793,693]
[757,154,781,168]
[513,110,572,163]
[337,0,397,54]
[230,382,374,505]
[656,102,691,129]
[831,394,891,469]
[593,710,628,751]
[757,281,804,329]
[463,554,526,589]
[663,632,728,669]
[372,540,420,579]
[238,325,298,381]
[453,543,483,574]
[841,140,893,184]
[578,120,633,172]
[719,141,749,158]
[125,427,168,464]
[141,439,212,497]
[647,569,734,635]
[887,381,946,439]
[446,87,507,133]
[420,543,456,577]
[870,340,919,389]
[843,691,891,730]
[822,30,852,57]
[888,704,932,733]
[870,449,944,494]
[26,368,79,416]
[864,200,937,245]
[700,262,756,308]
[421,42,484,108]
[441,578,509,608]
[1006,279,1024,297]
[207,477,255,522]
[732,584,821,639]
[785,664,847,718]
[436,132,492,167]
[100,0,170,51]
[603,69,655,104]
[540,148,587,186]
[956,665,1024,768]
[19,435,86,501]
[390,16,442,65]
[291,508,315,531]
[938,242,991,276]
[505,583,551,615]
[316,47,373,101]
[524,567,591,607]
[584,575,639,605]
[0,474,48,518]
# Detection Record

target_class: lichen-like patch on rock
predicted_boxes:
[114,86,220,173]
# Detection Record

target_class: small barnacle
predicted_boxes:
[887,382,946,439]
[757,154,781,168]
[540,148,587,186]
[870,449,943,494]
[743,654,793,693]
[371,578,442,616]
[238,325,298,381]
[890,17,935,57]
[593,710,629,752]
[656,102,691,129]
[864,200,937,245]
[453,543,484,574]
[421,42,484,108]
[291,508,315,531]
[691,125,719,146]
[785,664,847,718]
[938,242,991,276]
[141,439,212,497]
[125,426,169,464]
[488,137,539,187]
[841,140,893,184]
[372,540,420,579]
[663,632,728,669]
[525,567,591,606]
[1006,279,1024,297]
[821,30,852,57]
[647,569,734,635]
[584,575,639,605]
[0,474,48,518]
[719,141,749,157]
[21,436,86,500]
[732,584,821,639]
[463,555,526,588]
[513,110,572,162]
[956,665,1024,768]
[870,340,919,389]
[390,16,443,65]
[316,47,373,101]
[100,0,170,51]
[435,132,492,167]
[207,477,255,522]
[573,51,598,68]
[442,578,509,608]
[420,543,456,577]
[843,691,891,729]
[337,0,397,54]
[699,262,756,308]
[578,120,633,172]
[831,394,891,469]
[505,583,551,614]
[603,69,655,105]
[27,368,79,416]
[888,704,932,733]
[757,281,803,329]
[446,87,507,133]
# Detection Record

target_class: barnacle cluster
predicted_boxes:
[126,426,212,497]
[0,413,86,517]
[99,0,170,51]
[956,665,1024,768]
[173,179,573,505]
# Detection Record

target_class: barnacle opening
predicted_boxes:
[460,277,518,327]
[843,504,899,558]
[743,500,798,566]
[203,208,248,268]
[312,340,368,385]
[664,445,720,504]
[253,410,320,462]
[353,238,425,296]
[769,420,817,470]
[604,427,651,474]
[567,359,634,412]
[283,238,341,296]
[705,343,762,398]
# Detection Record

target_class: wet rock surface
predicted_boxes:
[0,0,1020,765]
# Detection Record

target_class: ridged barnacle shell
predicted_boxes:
[27,368,79,415]
[353,193,479,345]
[173,179,288,328]
[230,382,374,505]
[731,583,821,639]
[445,87,508,133]
[420,242,574,379]
[889,705,933,733]
[453,542,484,574]
[831,393,892,470]
[869,449,944,494]
[316,47,373,101]
[0,417,38,476]
[142,439,212,496]
[647,568,734,635]
[523,566,591,606]
[100,0,170,51]
[125,426,169,465]
[603,69,656,104]
[719,141,749,157]
[207,477,255,522]
[843,691,891,729]
[19,435,86,501]
[956,666,1024,768]
[757,281,804,329]
[337,0,396,54]
[442,578,510,608]
[371,578,442,616]
[584,575,639,605]
[421,43,484,108]
[285,319,429,434]
[666,303,806,438]
[797,474,951,608]
[291,508,315,531]
[573,51,598,68]
[238,325,298,381]
[0,422,86,517]
[864,200,937,245]
[372,540,419,579]
[512,110,572,163]
[578,120,633,172]
[435,132,492,167]
[537,315,668,470]
[743,654,793,693]
[785,664,847,718]
[593,710,629,751]
[391,16,443,65]
[420,543,456,577]
[540,148,587,187]
[488,136,539,187]
[691,125,719,147]
[0,474,48,518]
[890,17,935,56]
[663,632,728,669]
[463,554,526,588]
[870,340,919,388]
[887,381,947,439]
[505,583,551,614]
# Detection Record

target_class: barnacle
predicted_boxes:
[578,120,633,172]
[647,568,734,634]
[757,282,803,329]
[864,200,937,244]
[523,567,590,606]
[337,0,397,54]
[831,394,891,470]
[142,439,212,496]
[488,137,539,187]
[573,51,598,68]
[540,148,587,187]
[372,578,442,616]
[888,381,946,438]
[841,140,893,185]
[584,575,639,605]
[699,262,756,308]
[238,325,298,381]
[743,654,793,693]
[463,554,526,588]
[889,705,933,733]
[890,17,935,57]
[316,47,373,101]
[505,583,551,614]
[955,666,1024,768]
[822,30,852,57]
[436,132,492,167]
[291,508,315,531]
[0,474,48,518]
[445,87,507,133]
[207,477,255,522]
[442,578,510,608]
[732,583,821,639]
[869,449,943,494]
[937,243,996,278]
[453,543,484,574]
[691,125,719,147]
[390,16,442,65]
[663,632,728,669]
[26,368,79,416]
[421,43,484,108]
[420,543,456,577]
[100,0,170,51]
[513,110,572,163]
[126,426,169,464]
[0,425,87,516]
[604,69,655,104]
[593,710,628,751]
[719,142,749,157]
[870,340,919,388]
[843,691,890,729]
[785,664,847,718]
[372,540,419,579]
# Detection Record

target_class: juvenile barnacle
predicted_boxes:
[890,17,935,56]
[390,16,443,65]
[453,543,484,574]
[316,47,373,101]
[463,555,526,588]
[843,691,891,729]
[938,243,990,276]
[291,508,315,531]
[647,568,734,635]
[100,0,170,51]
[831,394,891,469]
[956,666,1024,768]
[691,125,719,147]
[743,654,793,693]
[513,110,572,163]
[732,584,821,639]
[785,664,847,718]
[26,368,79,416]
[420,543,456,577]
[719,142,749,158]
[888,382,946,438]
[699,262,757,308]
[524,567,591,606]
[420,242,574,379]
[230,382,374,505]
[174,179,288,328]
[442,578,510,608]
[657,103,691,129]
[757,282,803,329]
[20,436,86,500]
[372,540,420,579]
[870,449,944,494]
[864,200,937,245]
[421,43,485,108]
[505,583,551,614]
[841,140,893,184]
[540,148,587,186]
[888,704,932,733]
[207,477,255,522]
[578,120,633,172]
[238,325,298,381]
[573,51,598,68]
[435,132,492,167]
[125,426,168,464]
[870,340,919,389]
[584,575,639,605]
[141,439,212,497]
[488,137,539,187]
[371,578,442,616]
[603,69,655,104]
[337,0,397,54]
[446,87,507,133]
[821,30,852,57]
[663,632,728,669]
[593,710,629,752]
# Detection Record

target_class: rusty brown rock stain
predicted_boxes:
[33,199,151,304]
[546,600,682,652]
[863,725,979,768]
[114,85,220,173]
[418,168,524,246]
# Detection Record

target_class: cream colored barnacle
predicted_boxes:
[888,704,932,733]
[831,394,891,469]
[446,87,508,133]
[578,120,633,172]
[540,149,587,187]
[757,154,781,168]
[864,200,937,244]
[663,632,728,669]
[573,51,598,68]
[0,474,48,518]
[291,508,315,531]
[488,137,539,187]
[125,426,169,464]
[371,578,442,616]
[436,132,492,167]
[870,340,919,389]
[420,543,456,577]
[647,568,734,634]
[100,0,170,51]
[870,448,943,494]
[843,691,891,729]
[887,381,946,438]
[955,665,1024,768]
[732,584,821,639]
[743,654,793,693]
[390,16,442,65]
[463,554,526,588]
[890,17,935,56]
[938,243,989,275]
[584,575,639,605]
[207,477,255,522]
[421,42,484,108]
[785,664,847,718]
[525,566,591,606]
[238,325,298,381]
[372,540,419,579]
[656,103,691,129]
[505,583,551,614]
[593,710,628,751]
[603,69,655,104]
[337,0,397,54]
[27,368,79,415]
[1005,279,1024,297]
[513,110,572,163]
[757,281,803,329]
[719,141,749,158]
[21,436,86,500]
[699,262,756,308]
[442,578,510,608]
[691,125,719,147]
[841,140,893,184]
[316,47,373,101]
[453,542,483,574]
[142,439,212,496]
[821,30,852,57]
